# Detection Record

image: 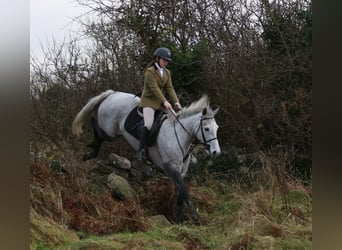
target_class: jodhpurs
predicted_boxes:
[143,107,155,130]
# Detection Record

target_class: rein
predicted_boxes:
[168,109,218,162]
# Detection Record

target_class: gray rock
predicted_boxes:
[49,160,68,173]
[90,160,116,175]
[108,153,131,169]
[107,173,136,200]
[149,215,171,227]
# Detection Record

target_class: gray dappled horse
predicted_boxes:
[72,90,221,223]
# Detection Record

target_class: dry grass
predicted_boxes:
[30,207,79,248]
[30,147,312,249]
[30,156,151,240]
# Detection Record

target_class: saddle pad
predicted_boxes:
[124,106,144,140]
[124,106,166,145]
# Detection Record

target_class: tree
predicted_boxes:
[31,0,312,178]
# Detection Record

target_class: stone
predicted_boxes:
[90,160,115,175]
[149,215,171,227]
[107,173,136,200]
[108,153,131,169]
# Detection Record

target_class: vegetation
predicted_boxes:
[30,0,312,248]
[30,147,311,249]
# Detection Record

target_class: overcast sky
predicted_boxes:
[30,0,87,62]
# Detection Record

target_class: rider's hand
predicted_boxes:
[174,102,182,112]
[163,100,172,110]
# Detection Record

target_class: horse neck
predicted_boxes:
[175,113,201,144]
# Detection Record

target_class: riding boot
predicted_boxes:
[136,127,150,161]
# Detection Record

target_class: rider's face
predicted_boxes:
[159,57,169,68]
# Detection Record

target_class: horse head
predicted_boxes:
[196,106,221,156]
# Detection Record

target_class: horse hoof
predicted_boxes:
[193,214,203,225]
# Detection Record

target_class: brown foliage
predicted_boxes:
[229,233,256,250]
[177,231,209,250]
[63,193,149,234]
[259,223,284,238]
[139,177,177,221]
[30,160,150,235]
[138,175,216,224]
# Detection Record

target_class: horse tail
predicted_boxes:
[72,89,115,137]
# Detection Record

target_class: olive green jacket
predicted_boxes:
[139,64,179,110]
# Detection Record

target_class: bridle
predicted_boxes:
[169,110,218,161]
[195,116,218,149]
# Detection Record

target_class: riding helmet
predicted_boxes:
[153,47,172,61]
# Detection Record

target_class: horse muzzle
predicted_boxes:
[206,141,221,156]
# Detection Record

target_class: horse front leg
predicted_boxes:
[175,188,185,223]
[163,161,201,224]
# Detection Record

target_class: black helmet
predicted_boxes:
[153,47,172,61]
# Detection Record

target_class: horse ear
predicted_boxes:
[202,107,207,115]
[213,107,220,116]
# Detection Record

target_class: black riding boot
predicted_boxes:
[136,127,150,161]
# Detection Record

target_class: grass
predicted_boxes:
[30,148,312,250]
[31,178,312,249]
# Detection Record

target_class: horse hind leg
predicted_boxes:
[83,117,104,161]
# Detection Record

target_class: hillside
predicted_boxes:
[30,149,312,249]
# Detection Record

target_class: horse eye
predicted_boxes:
[205,128,209,132]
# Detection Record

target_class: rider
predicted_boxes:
[137,47,182,161]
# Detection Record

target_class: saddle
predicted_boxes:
[124,106,166,146]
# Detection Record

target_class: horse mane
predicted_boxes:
[176,95,211,119]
